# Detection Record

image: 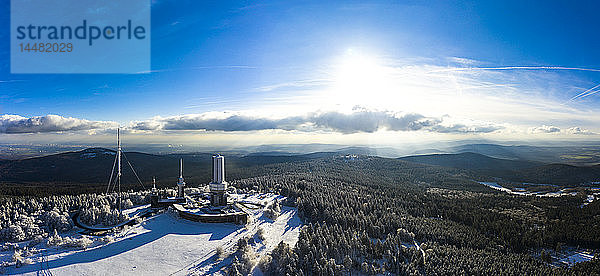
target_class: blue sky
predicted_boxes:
[1,0,600,146]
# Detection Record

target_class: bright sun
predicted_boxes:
[329,50,397,108]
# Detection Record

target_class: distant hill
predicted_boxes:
[0,148,337,194]
[239,144,404,158]
[0,148,187,186]
[450,143,600,165]
[514,163,600,185]
[235,151,336,166]
[450,144,524,160]
[399,152,541,171]
[3,147,600,195]
[409,148,449,155]
[399,152,600,185]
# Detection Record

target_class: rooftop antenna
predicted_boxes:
[176,158,186,198]
[117,127,122,214]
[152,176,157,195]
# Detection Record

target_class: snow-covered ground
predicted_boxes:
[533,247,596,267]
[122,204,151,217]
[581,193,600,207]
[559,250,595,266]
[2,194,302,275]
[478,182,513,194]
[478,181,600,209]
[478,182,578,197]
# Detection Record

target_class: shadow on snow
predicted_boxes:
[9,212,242,275]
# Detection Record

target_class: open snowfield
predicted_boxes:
[477,181,579,197]
[2,194,302,275]
[478,181,600,209]
[559,250,595,266]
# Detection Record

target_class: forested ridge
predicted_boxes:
[400,152,600,186]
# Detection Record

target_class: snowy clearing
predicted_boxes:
[2,194,302,276]
[559,250,595,266]
[478,182,578,197]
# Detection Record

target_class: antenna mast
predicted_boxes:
[176,158,186,199]
[117,127,122,214]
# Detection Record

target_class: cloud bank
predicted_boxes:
[0,114,115,134]
[128,109,502,134]
[3,111,595,138]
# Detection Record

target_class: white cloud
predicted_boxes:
[565,127,595,135]
[0,114,116,134]
[254,79,330,92]
[430,117,504,133]
[528,125,561,134]
[446,57,479,66]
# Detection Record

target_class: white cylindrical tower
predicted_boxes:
[212,154,225,183]
[210,154,228,206]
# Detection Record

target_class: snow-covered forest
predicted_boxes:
[0,191,150,244]
[228,158,600,275]
[1,156,599,275]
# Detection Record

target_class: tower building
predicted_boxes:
[176,159,185,199]
[210,154,228,206]
[150,177,159,208]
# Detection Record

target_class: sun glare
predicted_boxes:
[326,50,481,118]
[329,50,398,108]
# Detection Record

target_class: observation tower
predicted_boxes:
[209,154,227,206]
